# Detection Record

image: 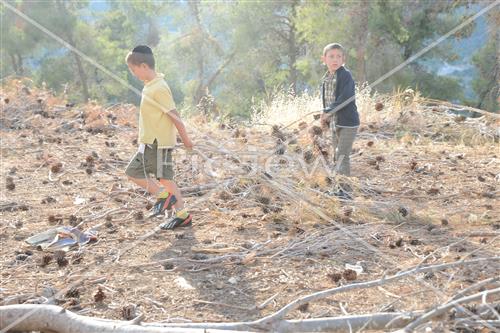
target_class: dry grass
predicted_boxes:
[1,78,499,331]
[251,91,322,127]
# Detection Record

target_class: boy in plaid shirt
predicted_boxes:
[320,43,360,198]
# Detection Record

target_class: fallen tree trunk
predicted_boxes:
[0,305,245,333]
[0,305,420,333]
[2,300,497,333]
[144,313,421,332]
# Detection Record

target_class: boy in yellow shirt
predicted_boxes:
[125,45,193,229]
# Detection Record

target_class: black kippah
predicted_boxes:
[132,45,153,55]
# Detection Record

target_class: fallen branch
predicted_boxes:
[193,299,255,311]
[76,206,128,228]
[448,277,499,302]
[153,313,421,332]
[191,246,242,254]
[257,291,280,310]
[0,202,28,212]
[0,293,36,306]
[400,287,500,332]
[0,304,247,333]
[423,98,500,119]
[253,256,500,329]
[453,319,500,330]
[0,304,422,333]
[181,182,223,196]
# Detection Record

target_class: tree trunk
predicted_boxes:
[189,0,206,105]
[188,0,235,106]
[287,0,299,95]
[9,53,18,75]
[194,52,205,105]
[288,30,298,95]
[16,53,24,75]
[272,1,299,95]
[56,0,90,102]
[204,52,236,91]
[357,10,369,83]
[147,20,160,47]
[355,6,369,84]
[67,34,90,102]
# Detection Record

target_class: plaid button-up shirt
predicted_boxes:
[323,71,337,108]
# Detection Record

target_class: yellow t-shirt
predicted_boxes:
[138,74,177,148]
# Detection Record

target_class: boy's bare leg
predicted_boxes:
[159,179,184,209]
[127,176,162,195]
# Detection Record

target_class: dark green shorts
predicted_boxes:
[125,141,174,180]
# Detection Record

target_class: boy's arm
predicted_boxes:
[167,110,193,150]
[154,88,194,150]
[324,71,355,114]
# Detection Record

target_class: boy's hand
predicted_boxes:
[183,138,194,151]
[320,112,331,129]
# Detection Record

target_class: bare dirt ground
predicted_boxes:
[1,78,499,331]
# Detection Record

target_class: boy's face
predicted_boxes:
[127,62,149,81]
[322,48,345,73]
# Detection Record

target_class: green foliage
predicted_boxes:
[472,40,499,112]
[1,0,494,115]
[470,10,498,113]
[402,68,465,102]
[34,55,74,93]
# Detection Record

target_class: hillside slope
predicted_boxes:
[1,78,499,332]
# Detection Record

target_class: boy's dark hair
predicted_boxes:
[323,43,345,56]
[126,45,155,69]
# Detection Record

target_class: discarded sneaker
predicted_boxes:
[160,210,192,230]
[149,191,177,218]
[26,226,97,251]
